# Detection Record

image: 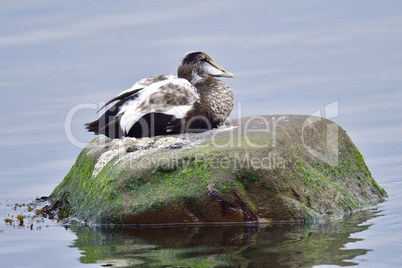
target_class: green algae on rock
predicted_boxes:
[50,115,386,224]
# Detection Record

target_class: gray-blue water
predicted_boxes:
[1,1,402,267]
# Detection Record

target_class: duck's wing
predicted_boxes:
[118,78,199,135]
[97,74,176,112]
[85,76,199,138]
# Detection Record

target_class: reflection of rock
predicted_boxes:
[50,115,386,224]
[69,209,377,267]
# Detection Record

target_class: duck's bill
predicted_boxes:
[207,60,235,78]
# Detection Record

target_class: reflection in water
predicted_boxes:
[69,209,381,267]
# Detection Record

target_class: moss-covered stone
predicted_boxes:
[50,115,386,224]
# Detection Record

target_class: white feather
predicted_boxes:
[117,78,199,134]
[115,74,176,99]
[204,62,225,76]
[163,105,194,118]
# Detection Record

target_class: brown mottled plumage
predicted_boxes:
[85,51,234,138]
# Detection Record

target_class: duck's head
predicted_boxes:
[178,51,235,84]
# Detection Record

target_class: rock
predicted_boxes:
[50,115,387,224]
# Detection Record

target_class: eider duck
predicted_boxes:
[85,51,234,138]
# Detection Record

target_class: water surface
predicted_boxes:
[1,1,402,267]
[1,179,401,267]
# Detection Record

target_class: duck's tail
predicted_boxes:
[85,114,124,139]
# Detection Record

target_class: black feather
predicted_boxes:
[97,87,143,112]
